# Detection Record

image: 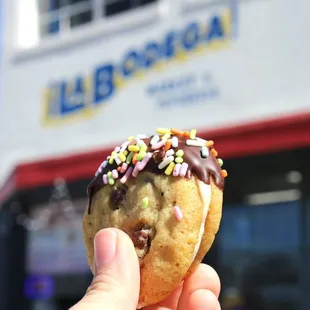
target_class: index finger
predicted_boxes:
[142,264,220,310]
[183,264,221,298]
[177,264,221,310]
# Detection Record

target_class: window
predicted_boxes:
[16,0,158,50]
[105,0,157,17]
[40,0,158,37]
[39,0,93,37]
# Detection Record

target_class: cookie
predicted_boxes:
[83,128,227,308]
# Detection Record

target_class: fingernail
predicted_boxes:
[94,229,117,268]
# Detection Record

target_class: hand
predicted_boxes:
[71,228,221,310]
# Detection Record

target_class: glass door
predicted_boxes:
[216,149,310,310]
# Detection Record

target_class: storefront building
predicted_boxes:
[0,0,310,309]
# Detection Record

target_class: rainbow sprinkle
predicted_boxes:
[142,197,149,209]
[174,206,183,221]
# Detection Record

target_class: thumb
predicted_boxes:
[71,228,140,310]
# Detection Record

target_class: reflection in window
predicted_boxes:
[220,202,300,254]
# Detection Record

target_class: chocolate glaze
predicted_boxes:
[87,136,224,214]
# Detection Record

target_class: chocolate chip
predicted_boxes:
[153,150,165,164]
[132,230,149,249]
[144,176,153,183]
[110,187,127,210]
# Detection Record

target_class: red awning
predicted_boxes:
[1,111,310,205]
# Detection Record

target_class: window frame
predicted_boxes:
[13,0,161,62]
[38,0,95,37]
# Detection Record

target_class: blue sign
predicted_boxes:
[24,275,55,300]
